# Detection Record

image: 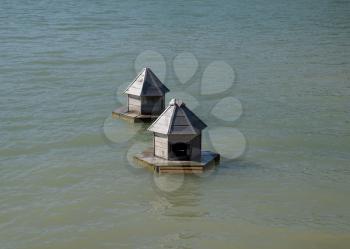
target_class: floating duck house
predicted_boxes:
[112,68,169,122]
[134,99,220,174]
[148,99,206,161]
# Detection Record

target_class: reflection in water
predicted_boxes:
[150,176,211,218]
[148,158,263,218]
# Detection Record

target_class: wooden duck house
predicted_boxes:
[134,99,220,173]
[112,68,170,122]
[148,99,207,161]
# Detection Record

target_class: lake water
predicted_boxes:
[1,0,350,248]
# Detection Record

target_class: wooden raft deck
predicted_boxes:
[112,106,159,123]
[134,148,220,174]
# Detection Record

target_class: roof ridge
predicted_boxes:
[147,68,170,93]
[181,104,207,130]
[180,107,197,134]
[147,104,172,132]
[123,68,146,94]
[167,104,178,134]
[141,67,149,95]
[124,68,169,96]
[148,99,207,135]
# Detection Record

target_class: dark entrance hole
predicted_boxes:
[171,142,190,160]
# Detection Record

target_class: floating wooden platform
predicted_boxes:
[134,148,220,174]
[112,106,159,123]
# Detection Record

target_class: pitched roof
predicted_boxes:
[148,99,207,135]
[123,68,169,96]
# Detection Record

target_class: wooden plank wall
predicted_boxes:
[128,95,141,113]
[189,135,201,161]
[141,96,164,115]
[154,135,168,159]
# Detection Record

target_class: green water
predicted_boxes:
[1,0,350,248]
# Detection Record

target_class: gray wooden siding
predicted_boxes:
[141,96,164,115]
[189,135,201,161]
[168,134,196,143]
[128,95,141,113]
[154,134,168,159]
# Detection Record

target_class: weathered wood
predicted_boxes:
[147,99,208,162]
[154,135,168,159]
[158,166,203,170]
[148,99,207,135]
[159,169,203,174]
[128,96,141,105]
[141,96,164,115]
[127,95,141,113]
[124,68,169,96]
[134,148,220,174]
[114,68,168,121]
[112,106,159,123]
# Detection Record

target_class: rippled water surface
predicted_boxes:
[1,0,350,248]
